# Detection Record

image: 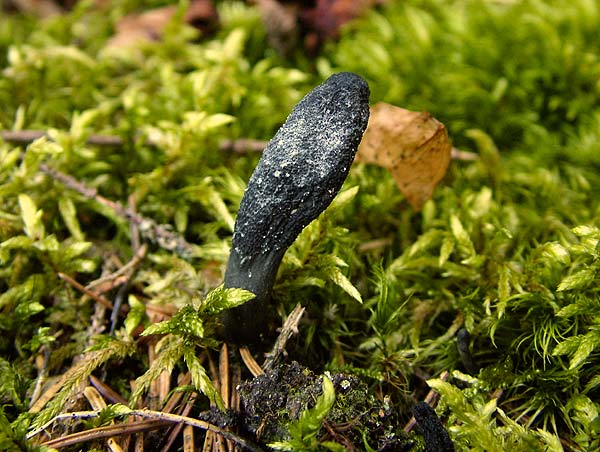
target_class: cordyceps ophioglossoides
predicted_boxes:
[222,72,370,344]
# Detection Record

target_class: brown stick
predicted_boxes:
[83,386,123,452]
[239,347,264,378]
[160,392,198,452]
[35,409,265,452]
[86,243,147,292]
[58,271,175,317]
[57,272,119,311]
[3,130,478,161]
[29,345,52,409]
[2,129,267,154]
[263,303,305,371]
[1,130,124,147]
[38,163,195,257]
[219,343,230,408]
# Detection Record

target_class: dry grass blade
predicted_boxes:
[219,343,230,408]
[83,386,123,452]
[48,410,262,452]
[35,409,264,451]
[29,378,65,414]
[38,162,195,257]
[57,272,119,311]
[89,375,129,405]
[159,372,194,452]
[39,419,170,448]
[183,424,195,452]
[239,347,264,377]
[29,346,52,410]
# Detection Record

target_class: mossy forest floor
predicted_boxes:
[1,1,600,451]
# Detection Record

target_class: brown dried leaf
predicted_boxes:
[356,102,451,210]
[106,0,217,49]
[106,6,177,48]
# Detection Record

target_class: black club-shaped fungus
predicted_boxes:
[222,72,370,343]
[413,402,455,452]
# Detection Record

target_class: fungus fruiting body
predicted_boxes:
[222,72,370,343]
[413,402,455,452]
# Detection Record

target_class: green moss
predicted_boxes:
[1,0,600,450]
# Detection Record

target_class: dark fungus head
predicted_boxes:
[222,72,370,344]
[413,402,455,452]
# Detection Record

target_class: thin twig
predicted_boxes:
[83,386,122,452]
[162,372,193,414]
[183,424,195,452]
[263,303,305,371]
[28,410,105,437]
[39,419,169,446]
[219,343,235,452]
[89,375,129,406]
[153,372,193,451]
[3,130,478,162]
[29,378,66,414]
[33,409,265,452]
[86,243,147,291]
[29,345,52,409]
[57,272,122,311]
[322,420,357,452]
[38,162,196,258]
[128,194,142,252]
[59,271,175,317]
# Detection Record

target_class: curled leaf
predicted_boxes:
[356,102,452,210]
